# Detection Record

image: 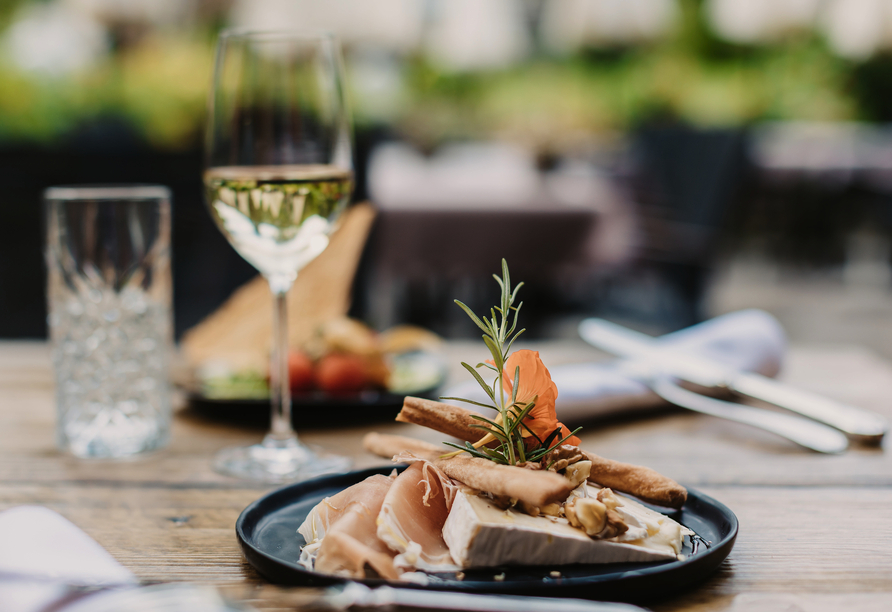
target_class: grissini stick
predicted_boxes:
[397,396,483,443]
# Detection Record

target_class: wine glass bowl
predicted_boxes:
[204,164,352,291]
[204,30,353,482]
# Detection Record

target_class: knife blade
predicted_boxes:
[579,318,888,442]
[629,368,849,453]
[315,582,648,612]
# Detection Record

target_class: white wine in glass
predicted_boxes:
[204,30,353,482]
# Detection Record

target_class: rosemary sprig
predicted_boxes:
[441,259,581,466]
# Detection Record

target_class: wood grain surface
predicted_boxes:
[1,340,891,611]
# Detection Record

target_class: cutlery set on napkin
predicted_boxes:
[448,309,888,453]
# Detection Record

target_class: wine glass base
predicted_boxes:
[213,434,351,484]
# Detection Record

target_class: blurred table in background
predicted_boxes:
[353,141,633,334]
[1,340,891,611]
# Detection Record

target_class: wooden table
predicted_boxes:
[2,340,891,611]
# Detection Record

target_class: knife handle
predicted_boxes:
[361,585,647,612]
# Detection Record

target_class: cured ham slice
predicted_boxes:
[298,473,394,545]
[314,503,399,579]
[297,472,395,571]
[376,461,459,571]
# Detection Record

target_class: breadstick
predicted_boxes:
[362,432,573,507]
[397,396,484,443]
[434,455,572,507]
[583,451,687,509]
[363,432,440,460]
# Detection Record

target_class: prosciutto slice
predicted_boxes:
[314,503,399,579]
[298,473,394,544]
[297,472,395,570]
[376,461,460,571]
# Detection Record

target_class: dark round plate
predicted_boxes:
[235,466,738,602]
[187,352,446,428]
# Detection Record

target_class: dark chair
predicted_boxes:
[612,125,751,330]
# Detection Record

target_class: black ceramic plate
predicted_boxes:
[187,352,446,428]
[236,466,738,602]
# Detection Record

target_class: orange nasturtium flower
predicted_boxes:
[501,350,580,447]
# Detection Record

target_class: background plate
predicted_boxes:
[187,388,434,428]
[187,352,445,428]
[236,466,738,602]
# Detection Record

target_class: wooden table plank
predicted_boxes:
[2,340,891,611]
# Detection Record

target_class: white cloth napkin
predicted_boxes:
[0,506,240,612]
[444,309,787,422]
[0,505,136,612]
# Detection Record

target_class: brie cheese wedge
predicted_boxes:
[442,487,690,568]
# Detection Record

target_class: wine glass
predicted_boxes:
[204,29,353,482]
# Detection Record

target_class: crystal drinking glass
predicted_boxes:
[46,185,173,459]
[204,30,353,482]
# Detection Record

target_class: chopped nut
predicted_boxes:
[597,487,621,510]
[485,493,516,510]
[517,500,540,517]
[550,570,562,578]
[539,502,562,516]
[564,460,592,488]
[517,461,543,470]
[494,573,506,581]
[565,491,629,539]
[456,572,465,581]
[543,445,585,472]
[602,509,628,539]
[566,497,606,534]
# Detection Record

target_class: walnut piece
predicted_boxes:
[543,445,585,472]
[565,488,629,539]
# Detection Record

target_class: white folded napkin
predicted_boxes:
[0,506,242,612]
[444,309,787,422]
[0,505,137,612]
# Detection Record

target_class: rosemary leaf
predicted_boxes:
[469,414,503,428]
[540,427,583,456]
[470,423,509,442]
[454,299,493,335]
[504,327,525,356]
[507,300,523,336]
[483,336,502,367]
[480,446,508,462]
[438,396,498,410]
[511,365,520,404]
[461,362,496,403]
[510,281,524,305]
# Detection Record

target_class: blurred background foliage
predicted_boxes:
[0,0,882,151]
[5,0,892,348]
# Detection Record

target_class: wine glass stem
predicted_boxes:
[269,288,294,441]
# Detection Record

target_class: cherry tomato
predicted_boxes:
[288,351,315,393]
[315,353,367,394]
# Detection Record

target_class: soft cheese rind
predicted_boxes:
[443,488,684,568]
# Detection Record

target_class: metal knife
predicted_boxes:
[306,582,648,612]
[579,318,888,443]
